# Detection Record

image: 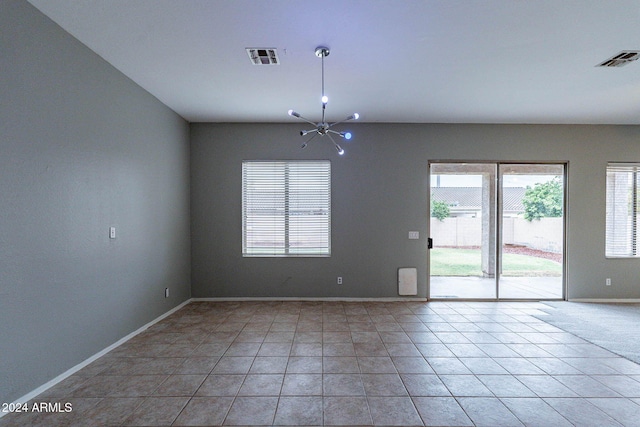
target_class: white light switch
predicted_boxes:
[109,227,116,239]
[408,231,419,239]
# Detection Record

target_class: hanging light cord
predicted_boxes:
[321,51,326,124]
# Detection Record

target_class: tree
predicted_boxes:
[522,177,563,221]
[431,198,450,221]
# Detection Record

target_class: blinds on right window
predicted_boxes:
[606,163,640,257]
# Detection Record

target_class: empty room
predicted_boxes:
[3,0,640,425]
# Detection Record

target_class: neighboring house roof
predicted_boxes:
[431,187,526,212]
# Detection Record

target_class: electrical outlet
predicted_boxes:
[337,276,343,285]
[165,287,170,298]
[606,278,611,286]
[109,226,116,239]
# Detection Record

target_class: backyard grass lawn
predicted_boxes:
[430,248,562,276]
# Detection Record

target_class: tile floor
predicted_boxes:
[2,300,640,426]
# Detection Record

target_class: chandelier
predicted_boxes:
[288,46,359,155]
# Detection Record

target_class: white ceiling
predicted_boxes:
[27,0,640,124]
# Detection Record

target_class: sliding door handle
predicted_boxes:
[428,238,433,249]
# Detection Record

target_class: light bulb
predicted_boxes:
[344,132,352,140]
[353,113,359,120]
[322,95,328,104]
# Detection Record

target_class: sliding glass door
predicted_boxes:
[429,162,565,300]
[498,164,564,299]
[429,163,497,299]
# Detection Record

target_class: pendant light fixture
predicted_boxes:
[288,46,359,155]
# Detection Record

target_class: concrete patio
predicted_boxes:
[430,276,563,300]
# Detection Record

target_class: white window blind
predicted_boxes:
[242,161,331,256]
[606,163,640,257]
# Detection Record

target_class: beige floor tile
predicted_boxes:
[544,397,623,426]
[172,396,233,426]
[211,356,254,374]
[358,356,397,373]
[281,373,323,396]
[290,342,323,356]
[249,355,288,373]
[122,396,189,426]
[361,373,408,396]
[286,356,323,373]
[274,396,323,425]
[401,373,450,397]
[108,374,168,397]
[323,356,359,374]
[323,396,372,426]
[237,374,283,396]
[79,397,143,426]
[174,356,219,374]
[153,375,206,396]
[368,396,422,426]
[392,356,435,374]
[323,373,365,396]
[9,301,640,427]
[196,374,244,396]
[413,396,473,426]
[257,342,292,357]
[458,397,524,427]
[322,342,356,357]
[223,396,278,425]
[477,374,536,397]
[501,397,573,427]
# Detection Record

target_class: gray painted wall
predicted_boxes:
[1,1,191,403]
[191,123,640,300]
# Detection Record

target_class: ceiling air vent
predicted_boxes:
[246,48,279,65]
[597,51,640,67]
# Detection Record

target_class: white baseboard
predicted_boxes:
[2,299,192,417]
[192,296,428,302]
[568,298,640,303]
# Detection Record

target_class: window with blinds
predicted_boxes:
[606,163,640,257]
[242,161,331,256]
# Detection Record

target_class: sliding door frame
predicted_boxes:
[428,160,568,301]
